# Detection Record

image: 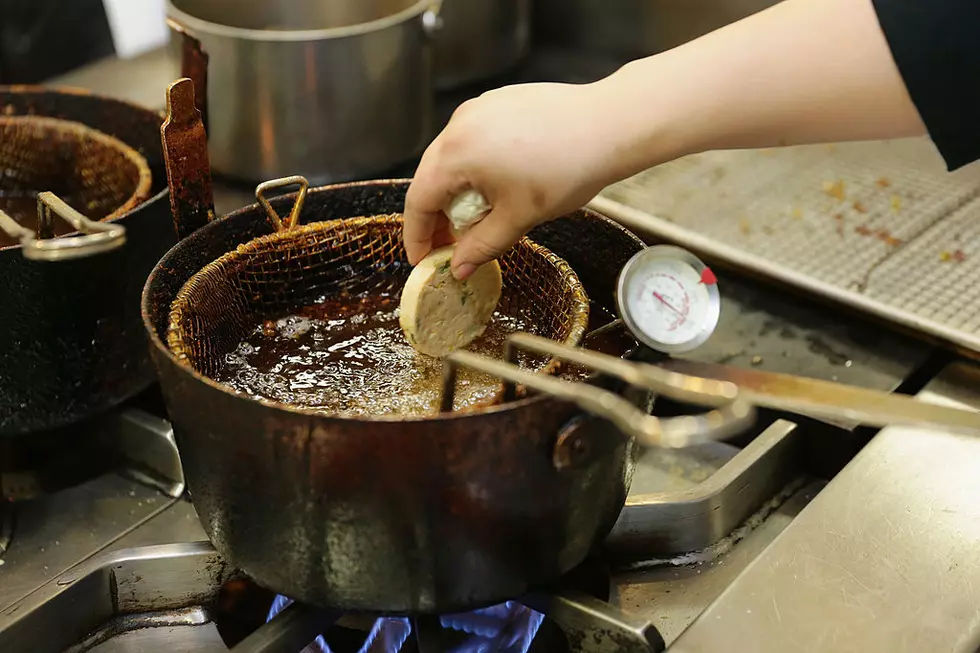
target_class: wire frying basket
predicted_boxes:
[0,115,152,259]
[166,176,591,407]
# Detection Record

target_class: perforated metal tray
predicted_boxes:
[590,137,980,356]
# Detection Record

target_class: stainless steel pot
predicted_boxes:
[533,0,781,59]
[165,0,441,185]
[434,0,531,89]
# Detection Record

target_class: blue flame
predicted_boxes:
[440,601,546,653]
[266,594,331,653]
[266,596,543,653]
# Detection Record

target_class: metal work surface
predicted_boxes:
[0,406,188,612]
[675,265,933,428]
[593,137,980,356]
[0,473,175,612]
[607,420,804,561]
[0,542,233,653]
[612,481,822,645]
[667,362,980,653]
[0,476,823,652]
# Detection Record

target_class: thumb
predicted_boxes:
[450,206,530,280]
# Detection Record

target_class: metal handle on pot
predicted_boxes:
[255,176,310,232]
[0,193,126,261]
[443,333,755,450]
[161,78,216,240]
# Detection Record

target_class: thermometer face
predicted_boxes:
[616,245,720,354]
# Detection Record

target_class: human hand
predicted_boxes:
[402,81,616,280]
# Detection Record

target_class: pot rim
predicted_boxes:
[141,177,645,426]
[166,0,437,43]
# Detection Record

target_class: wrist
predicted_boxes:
[585,55,698,186]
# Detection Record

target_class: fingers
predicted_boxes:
[403,147,467,266]
[450,206,529,280]
[402,208,442,266]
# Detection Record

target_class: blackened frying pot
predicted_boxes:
[0,87,177,435]
[142,175,652,614]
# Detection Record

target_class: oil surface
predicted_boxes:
[215,291,542,417]
[214,288,636,418]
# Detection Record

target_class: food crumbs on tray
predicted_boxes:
[751,355,763,366]
[875,229,902,247]
[855,225,873,236]
[876,177,891,188]
[890,196,902,212]
[852,201,868,214]
[832,213,845,236]
[738,218,751,235]
[791,207,803,219]
[940,250,968,263]
[822,180,846,201]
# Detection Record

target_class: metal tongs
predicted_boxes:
[445,333,980,453]
[445,333,756,451]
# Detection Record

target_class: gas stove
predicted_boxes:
[4,360,980,653]
[3,242,980,653]
[0,387,817,653]
[3,44,980,653]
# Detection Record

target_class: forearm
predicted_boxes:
[589,0,925,184]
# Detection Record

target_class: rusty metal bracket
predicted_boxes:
[161,78,215,241]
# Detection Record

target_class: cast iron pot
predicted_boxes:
[141,175,651,614]
[0,87,177,435]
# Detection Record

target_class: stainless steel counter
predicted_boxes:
[669,362,980,652]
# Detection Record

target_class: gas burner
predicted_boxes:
[246,593,662,653]
[0,542,665,653]
[245,550,619,653]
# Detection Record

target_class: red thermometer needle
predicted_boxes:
[652,291,684,318]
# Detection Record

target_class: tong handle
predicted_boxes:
[0,193,126,261]
[255,176,310,232]
[443,334,755,449]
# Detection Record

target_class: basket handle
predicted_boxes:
[255,176,310,232]
[161,78,216,241]
[0,193,126,261]
[442,333,755,452]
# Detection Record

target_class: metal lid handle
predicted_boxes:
[0,193,126,261]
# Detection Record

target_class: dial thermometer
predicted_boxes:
[616,245,721,354]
